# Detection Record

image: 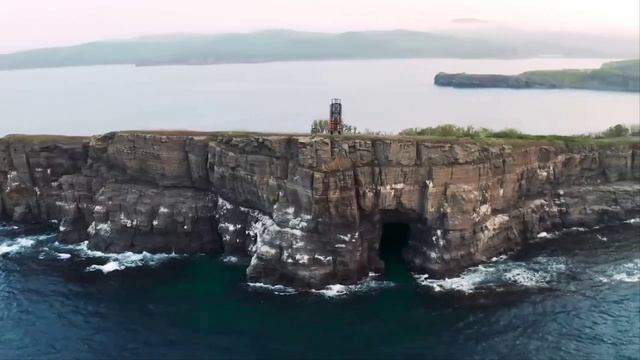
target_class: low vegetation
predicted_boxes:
[1,134,89,143]
[310,119,360,135]
[307,118,639,145]
[399,123,640,142]
[522,59,640,91]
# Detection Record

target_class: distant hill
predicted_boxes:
[1,29,638,71]
[434,59,640,92]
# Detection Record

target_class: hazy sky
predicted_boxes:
[1,0,638,52]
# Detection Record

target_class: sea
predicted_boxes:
[0,58,639,359]
[0,221,639,359]
[0,58,639,136]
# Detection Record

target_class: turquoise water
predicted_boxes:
[1,58,638,137]
[1,222,639,359]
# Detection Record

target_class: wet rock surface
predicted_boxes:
[1,133,639,288]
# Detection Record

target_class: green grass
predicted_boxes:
[521,69,590,87]
[397,124,640,147]
[600,59,640,76]
[1,134,89,143]
[2,128,637,150]
[521,59,639,91]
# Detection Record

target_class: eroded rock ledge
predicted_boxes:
[1,132,639,288]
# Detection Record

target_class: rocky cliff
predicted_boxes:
[1,132,639,288]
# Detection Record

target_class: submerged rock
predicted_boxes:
[1,132,639,289]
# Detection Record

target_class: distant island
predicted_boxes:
[434,59,640,92]
[0,29,638,71]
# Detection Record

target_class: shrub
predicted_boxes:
[600,124,630,138]
[310,119,359,134]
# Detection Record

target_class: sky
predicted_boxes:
[1,0,638,52]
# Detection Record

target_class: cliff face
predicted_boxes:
[1,132,639,288]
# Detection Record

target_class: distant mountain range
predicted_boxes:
[1,29,638,71]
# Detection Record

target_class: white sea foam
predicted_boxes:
[599,259,640,283]
[536,226,599,241]
[414,267,493,293]
[0,234,55,255]
[0,230,182,272]
[53,241,179,273]
[247,274,394,297]
[0,238,35,255]
[415,256,567,293]
[536,231,558,239]
[0,224,19,231]
[54,241,109,257]
[504,268,551,287]
[611,272,640,283]
[312,284,350,297]
[311,276,394,298]
[222,255,239,264]
[247,282,298,295]
[490,255,509,262]
[83,251,180,274]
[624,218,640,224]
[86,261,122,274]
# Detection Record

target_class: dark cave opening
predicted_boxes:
[379,222,413,283]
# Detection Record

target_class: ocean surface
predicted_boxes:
[1,58,639,136]
[1,58,639,359]
[1,220,639,359]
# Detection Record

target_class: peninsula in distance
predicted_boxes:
[434,59,640,92]
[0,28,638,71]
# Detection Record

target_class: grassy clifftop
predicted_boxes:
[2,129,638,150]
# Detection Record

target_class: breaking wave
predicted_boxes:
[0,226,180,273]
[0,234,56,256]
[535,226,591,240]
[534,219,638,242]
[415,256,568,293]
[57,241,181,273]
[311,275,395,298]
[222,255,239,264]
[597,259,640,284]
[0,237,36,255]
[0,224,20,231]
[247,282,298,295]
[248,273,394,297]
[2,220,638,296]
[84,252,180,274]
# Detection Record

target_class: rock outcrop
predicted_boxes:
[1,132,639,288]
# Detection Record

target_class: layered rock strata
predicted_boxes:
[1,132,639,288]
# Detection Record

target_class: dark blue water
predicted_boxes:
[1,221,639,359]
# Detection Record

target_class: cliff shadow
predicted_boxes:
[379,220,413,283]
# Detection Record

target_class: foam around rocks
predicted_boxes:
[415,256,568,293]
